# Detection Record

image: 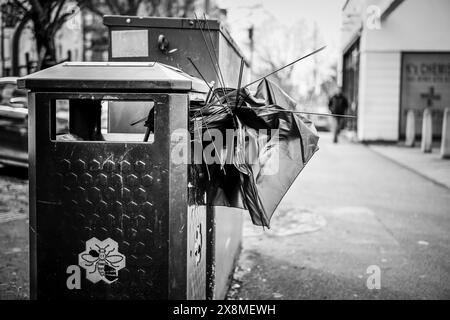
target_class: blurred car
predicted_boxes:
[0,77,29,167]
[0,77,69,167]
[309,106,331,132]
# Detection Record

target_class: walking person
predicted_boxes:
[328,88,349,143]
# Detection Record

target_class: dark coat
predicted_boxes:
[328,93,349,115]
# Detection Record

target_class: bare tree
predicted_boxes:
[80,0,197,17]
[5,0,199,74]
[252,17,336,107]
[253,18,313,101]
[8,0,80,73]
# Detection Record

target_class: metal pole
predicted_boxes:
[1,11,5,76]
[248,25,254,79]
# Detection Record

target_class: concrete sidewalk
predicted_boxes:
[368,144,450,190]
[228,132,450,300]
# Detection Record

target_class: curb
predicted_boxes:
[366,145,450,191]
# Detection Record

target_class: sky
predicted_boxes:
[217,0,347,97]
[219,0,346,55]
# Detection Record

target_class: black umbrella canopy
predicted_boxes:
[199,78,320,228]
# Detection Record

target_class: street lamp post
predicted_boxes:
[248,25,254,79]
[0,2,8,77]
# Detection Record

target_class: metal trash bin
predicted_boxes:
[19,61,210,299]
[103,15,247,299]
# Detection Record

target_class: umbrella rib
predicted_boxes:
[203,13,228,94]
[194,14,228,100]
[187,55,227,172]
[187,56,219,102]
[246,107,357,118]
[198,46,327,114]
[235,57,245,109]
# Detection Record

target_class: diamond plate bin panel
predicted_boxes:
[26,90,206,300]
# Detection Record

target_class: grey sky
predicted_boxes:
[217,0,346,96]
[219,0,346,54]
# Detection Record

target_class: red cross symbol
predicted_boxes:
[420,86,441,107]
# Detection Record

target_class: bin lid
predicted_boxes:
[103,15,221,30]
[17,62,209,93]
[103,16,248,66]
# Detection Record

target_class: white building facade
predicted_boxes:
[0,1,83,77]
[341,0,450,141]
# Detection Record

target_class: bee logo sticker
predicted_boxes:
[78,237,126,284]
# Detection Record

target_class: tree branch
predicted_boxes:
[52,0,66,22]
[48,0,67,32]
[11,0,29,13]
[28,0,44,16]
[78,1,104,17]
[108,0,122,15]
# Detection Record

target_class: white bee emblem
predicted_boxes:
[79,237,126,284]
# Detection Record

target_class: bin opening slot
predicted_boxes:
[51,99,155,142]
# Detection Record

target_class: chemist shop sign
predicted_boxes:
[400,53,450,137]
